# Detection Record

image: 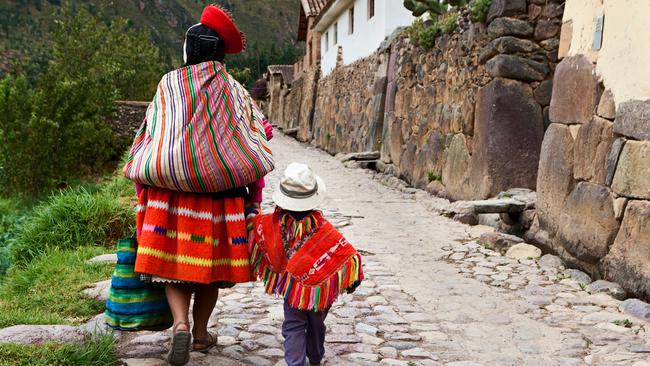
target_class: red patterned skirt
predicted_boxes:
[134,186,252,284]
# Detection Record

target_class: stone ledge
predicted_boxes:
[0,325,85,344]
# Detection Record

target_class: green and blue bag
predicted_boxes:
[104,237,173,331]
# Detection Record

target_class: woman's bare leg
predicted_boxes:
[192,283,220,341]
[165,283,192,332]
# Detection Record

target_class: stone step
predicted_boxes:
[86,253,117,265]
[471,198,527,214]
[0,325,85,344]
[447,198,527,215]
[338,151,381,162]
[443,188,536,218]
[282,128,298,137]
[82,279,112,302]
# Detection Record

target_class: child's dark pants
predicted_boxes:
[282,302,329,366]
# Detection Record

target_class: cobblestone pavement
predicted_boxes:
[119,133,650,366]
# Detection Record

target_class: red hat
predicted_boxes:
[200,5,246,54]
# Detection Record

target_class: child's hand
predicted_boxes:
[245,206,261,221]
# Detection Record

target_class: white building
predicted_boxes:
[314,0,415,76]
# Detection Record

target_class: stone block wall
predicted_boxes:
[383,33,484,198]
[529,53,650,300]
[311,52,388,153]
[283,77,302,130]
[296,68,320,142]
[300,0,562,200]
[525,0,650,301]
[267,74,286,128]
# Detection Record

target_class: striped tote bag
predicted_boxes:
[104,237,173,331]
[123,61,274,193]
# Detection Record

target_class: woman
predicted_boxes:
[130,5,271,365]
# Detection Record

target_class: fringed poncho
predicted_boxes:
[249,210,363,312]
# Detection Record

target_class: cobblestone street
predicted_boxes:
[119,133,650,366]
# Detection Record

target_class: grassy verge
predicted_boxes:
[0,196,33,277]
[0,171,135,327]
[9,185,134,267]
[0,247,114,327]
[0,335,118,366]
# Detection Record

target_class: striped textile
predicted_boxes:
[134,186,252,284]
[249,210,364,312]
[123,60,274,193]
[105,237,173,331]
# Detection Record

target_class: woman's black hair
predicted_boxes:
[184,23,226,66]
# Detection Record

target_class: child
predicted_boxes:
[247,163,363,366]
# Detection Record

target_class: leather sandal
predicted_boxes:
[167,321,192,366]
[192,332,218,353]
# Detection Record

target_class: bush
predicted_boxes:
[403,0,468,17]
[49,10,165,101]
[441,12,459,34]
[408,18,440,50]
[0,76,56,194]
[0,197,31,277]
[0,6,166,195]
[251,78,268,100]
[0,334,117,366]
[0,246,114,327]
[229,67,253,87]
[9,187,134,267]
[470,0,492,23]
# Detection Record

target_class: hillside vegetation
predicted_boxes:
[0,0,300,81]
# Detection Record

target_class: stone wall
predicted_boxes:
[525,0,650,301]
[385,0,563,200]
[295,68,320,142]
[311,52,388,153]
[267,73,285,127]
[283,0,563,201]
[528,49,650,300]
[382,33,485,197]
[110,101,148,150]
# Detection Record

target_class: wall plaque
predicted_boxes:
[593,14,604,51]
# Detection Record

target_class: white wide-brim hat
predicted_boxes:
[272,163,326,212]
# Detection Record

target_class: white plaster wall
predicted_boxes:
[319,0,414,76]
[563,0,650,105]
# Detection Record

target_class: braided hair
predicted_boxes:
[183,23,226,66]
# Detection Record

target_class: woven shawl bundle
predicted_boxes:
[250,212,364,312]
[123,61,274,193]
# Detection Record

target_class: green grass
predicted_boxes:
[98,170,137,203]
[9,186,134,267]
[0,246,114,327]
[613,319,634,328]
[0,166,135,327]
[0,334,118,366]
[427,171,442,183]
[0,196,31,277]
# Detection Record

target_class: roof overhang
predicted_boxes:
[313,0,354,32]
[298,6,308,41]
